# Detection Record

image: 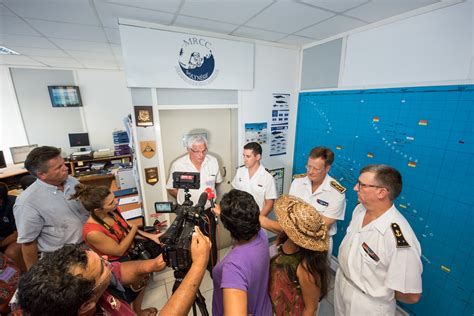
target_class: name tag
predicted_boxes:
[362,242,380,262]
[317,199,329,207]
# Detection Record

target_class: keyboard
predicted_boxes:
[72,150,92,156]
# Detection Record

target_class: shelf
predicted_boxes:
[67,154,132,177]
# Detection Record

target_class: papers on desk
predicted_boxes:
[118,196,140,205]
[121,207,143,220]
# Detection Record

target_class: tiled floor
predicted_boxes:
[142,246,405,315]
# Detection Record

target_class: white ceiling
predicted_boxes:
[0,0,441,70]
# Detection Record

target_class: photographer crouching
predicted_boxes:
[16,227,210,316]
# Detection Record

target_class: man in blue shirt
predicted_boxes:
[14,146,88,269]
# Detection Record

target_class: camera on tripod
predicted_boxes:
[155,172,216,271]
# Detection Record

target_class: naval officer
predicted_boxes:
[335,164,422,315]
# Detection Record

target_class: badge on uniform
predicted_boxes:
[391,223,410,248]
[330,180,346,194]
[317,199,328,206]
[362,242,380,262]
[292,173,306,180]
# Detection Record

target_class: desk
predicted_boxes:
[0,164,29,189]
[78,174,115,187]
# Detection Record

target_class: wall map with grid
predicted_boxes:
[294,85,473,315]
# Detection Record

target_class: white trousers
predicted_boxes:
[334,269,396,316]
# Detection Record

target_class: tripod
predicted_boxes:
[172,270,209,316]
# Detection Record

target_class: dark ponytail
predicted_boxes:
[70,184,110,213]
[276,231,329,300]
[300,248,329,300]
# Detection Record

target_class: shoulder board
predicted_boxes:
[391,223,410,248]
[330,180,346,194]
[292,173,306,180]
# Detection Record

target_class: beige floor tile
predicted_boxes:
[142,284,169,311]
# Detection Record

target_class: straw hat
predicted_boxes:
[275,195,329,252]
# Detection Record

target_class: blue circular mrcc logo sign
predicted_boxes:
[177,37,217,85]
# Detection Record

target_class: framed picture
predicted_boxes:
[48,86,83,107]
[134,106,154,127]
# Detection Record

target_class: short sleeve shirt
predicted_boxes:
[166,154,222,208]
[231,164,277,211]
[212,229,272,316]
[13,176,89,252]
[97,262,136,315]
[289,174,346,236]
[337,204,423,301]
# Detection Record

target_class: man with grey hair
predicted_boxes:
[335,164,422,315]
[166,135,222,208]
[13,146,88,269]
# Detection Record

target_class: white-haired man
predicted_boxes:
[166,135,222,209]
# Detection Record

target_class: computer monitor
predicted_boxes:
[0,151,6,168]
[48,86,83,107]
[68,133,90,149]
[10,144,38,165]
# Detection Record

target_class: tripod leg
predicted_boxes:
[194,289,209,316]
[171,275,208,315]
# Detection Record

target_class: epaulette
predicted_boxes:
[330,180,346,194]
[391,223,410,248]
[292,173,306,180]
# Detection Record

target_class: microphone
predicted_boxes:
[204,187,216,208]
[196,191,208,209]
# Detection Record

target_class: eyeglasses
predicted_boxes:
[190,148,208,155]
[305,165,324,173]
[88,257,112,296]
[355,180,388,190]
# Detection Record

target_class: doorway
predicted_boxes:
[159,108,237,249]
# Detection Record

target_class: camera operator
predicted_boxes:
[166,135,222,209]
[17,227,211,316]
[70,184,163,315]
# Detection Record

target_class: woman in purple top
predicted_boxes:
[212,189,272,316]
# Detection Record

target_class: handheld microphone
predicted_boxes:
[204,187,216,208]
[196,191,208,209]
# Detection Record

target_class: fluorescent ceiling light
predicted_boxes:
[0,46,20,55]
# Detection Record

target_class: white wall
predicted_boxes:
[341,1,473,87]
[76,69,133,150]
[471,0,474,79]
[9,68,83,153]
[240,44,300,194]
[1,68,133,158]
[0,66,28,164]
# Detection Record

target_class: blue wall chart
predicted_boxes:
[294,85,473,315]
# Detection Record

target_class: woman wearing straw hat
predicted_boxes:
[269,195,330,316]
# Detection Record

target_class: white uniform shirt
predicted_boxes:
[231,164,277,211]
[166,154,222,208]
[289,174,346,237]
[338,204,423,302]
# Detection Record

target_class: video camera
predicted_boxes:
[155,172,217,272]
